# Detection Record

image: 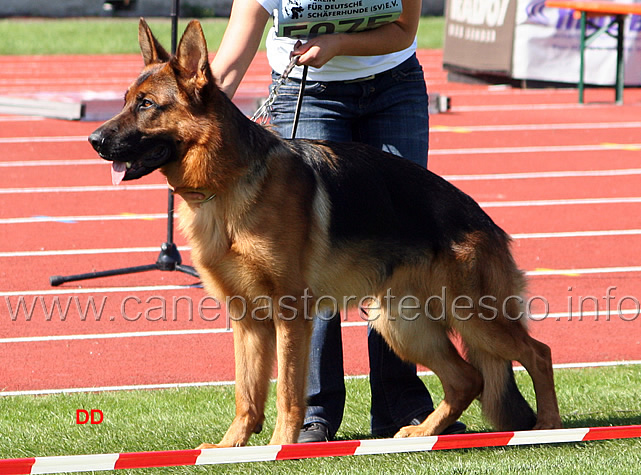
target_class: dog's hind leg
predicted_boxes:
[199,318,276,448]
[458,317,561,431]
[270,307,314,445]
[373,318,483,438]
[397,339,482,438]
[511,331,561,430]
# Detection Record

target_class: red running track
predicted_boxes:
[1,51,641,394]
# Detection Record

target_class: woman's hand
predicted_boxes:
[292,35,346,69]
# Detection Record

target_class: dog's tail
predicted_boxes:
[469,351,537,431]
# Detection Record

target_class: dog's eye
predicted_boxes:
[139,98,155,110]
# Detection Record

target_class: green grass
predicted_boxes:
[2,365,641,473]
[0,17,445,55]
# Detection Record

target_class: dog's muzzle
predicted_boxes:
[88,131,106,156]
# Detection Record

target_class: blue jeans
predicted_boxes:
[269,53,433,438]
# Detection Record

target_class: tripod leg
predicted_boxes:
[176,264,200,278]
[50,264,159,287]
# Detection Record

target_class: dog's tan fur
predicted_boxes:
[89,19,562,447]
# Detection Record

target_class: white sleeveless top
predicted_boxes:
[256,0,417,81]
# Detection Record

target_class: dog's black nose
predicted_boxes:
[88,131,103,152]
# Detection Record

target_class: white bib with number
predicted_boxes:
[256,0,416,81]
[275,0,403,38]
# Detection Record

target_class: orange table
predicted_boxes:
[545,0,641,104]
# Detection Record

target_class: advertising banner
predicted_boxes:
[442,0,518,75]
[274,0,403,37]
[512,0,641,85]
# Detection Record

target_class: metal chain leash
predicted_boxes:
[251,53,301,124]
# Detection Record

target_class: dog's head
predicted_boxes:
[89,19,215,185]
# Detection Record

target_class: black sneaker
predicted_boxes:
[406,417,467,435]
[298,422,331,443]
[440,421,467,435]
[376,418,467,438]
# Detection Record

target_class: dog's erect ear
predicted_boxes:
[174,20,210,90]
[139,18,170,66]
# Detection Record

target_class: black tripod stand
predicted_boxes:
[50,0,198,287]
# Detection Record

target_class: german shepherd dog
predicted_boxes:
[89,19,562,447]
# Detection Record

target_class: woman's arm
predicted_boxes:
[210,0,271,98]
[292,0,422,69]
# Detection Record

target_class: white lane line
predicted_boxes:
[2,136,640,156]
[3,197,639,225]
[0,380,237,397]
[2,360,640,397]
[0,135,87,144]
[1,169,638,197]
[0,262,636,296]
[0,284,201,297]
[4,229,641,257]
[430,143,641,156]
[512,229,641,239]
[0,159,101,168]
[0,213,168,224]
[443,168,641,181]
[2,168,639,189]
[0,328,231,344]
[0,116,44,122]
[0,246,170,257]
[526,266,641,276]
[479,197,641,208]
[2,308,639,347]
[0,184,167,194]
[0,263,638,299]
[451,103,607,112]
[432,121,641,133]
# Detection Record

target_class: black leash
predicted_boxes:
[291,64,308,139]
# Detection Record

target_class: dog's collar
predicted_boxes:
[171,186,216,205]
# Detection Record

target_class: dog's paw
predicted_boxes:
[196,442,221,449]
[532,418,563,430]
[393,425,432,438]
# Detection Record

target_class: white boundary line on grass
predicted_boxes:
[2,360,640,397]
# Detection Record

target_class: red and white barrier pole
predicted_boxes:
[1,425,640,474]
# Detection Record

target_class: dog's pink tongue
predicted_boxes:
[111,161,127,185]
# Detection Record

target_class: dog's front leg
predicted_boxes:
[270,311,313,445]
[199,318,276,448]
